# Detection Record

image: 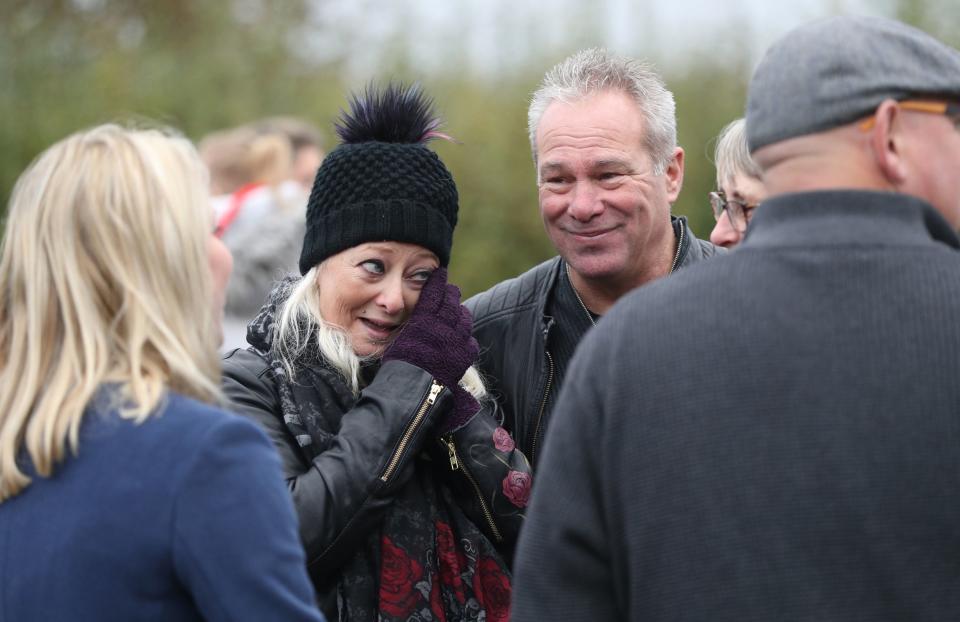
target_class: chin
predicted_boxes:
[352,345,377,358]
[353,340,388,359]
[567,256,627,280]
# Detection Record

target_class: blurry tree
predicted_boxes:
[892,0,960,46]
[0,0,950,298]
[436,75,551,295]
[0,0,345,208]
[672,53,753,239]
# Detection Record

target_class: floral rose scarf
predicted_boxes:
[371,468,512,622]
[246,282,512,621]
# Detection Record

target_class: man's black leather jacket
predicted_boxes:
[465,216,723,467]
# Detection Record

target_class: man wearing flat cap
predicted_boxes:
[512,16,960,621]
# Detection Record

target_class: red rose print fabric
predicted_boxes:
[502,470,532,508]
[379,535,425,618]
[473,556,512,622]
[373,474,513,622]
[435,520,467,605]
[492,426,515,452]
[429,573,447,622]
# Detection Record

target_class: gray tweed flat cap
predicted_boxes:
[746,15,960,153]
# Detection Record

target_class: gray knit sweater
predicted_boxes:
[512,190,960,621]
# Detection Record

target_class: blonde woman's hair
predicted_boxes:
[714,118,762,188]
[0,124,223,502]
[273,267,486,399]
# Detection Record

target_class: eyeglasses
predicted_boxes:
[859,99,960,131]
[709,191,758,234]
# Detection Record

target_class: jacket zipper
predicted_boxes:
[444,436,504,543]
[380,380,443,483]
[670,218,685,273]
[530,349,555,466]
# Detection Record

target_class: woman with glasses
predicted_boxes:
[709,118,767,248]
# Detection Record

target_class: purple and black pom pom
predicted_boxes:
[334,82,450,145]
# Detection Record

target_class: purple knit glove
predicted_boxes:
[436,387,481,435]
[382,268,480,390]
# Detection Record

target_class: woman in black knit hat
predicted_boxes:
[222,83,530,622]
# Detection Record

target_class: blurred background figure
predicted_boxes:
[199,124,259,197]
[709,118,766,248]
[252,116,326,191]
[200,116,324,350]
[0,124,324,622]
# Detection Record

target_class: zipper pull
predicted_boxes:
[445,436,460,471]
[427,380,443,406]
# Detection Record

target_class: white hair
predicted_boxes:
[714,118,762,187]
[528,47,677,174]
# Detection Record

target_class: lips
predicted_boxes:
[359,317,400,340]
[568,228,614,240]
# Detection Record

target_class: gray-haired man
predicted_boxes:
[465,49,721,472]
[513,16,960,621]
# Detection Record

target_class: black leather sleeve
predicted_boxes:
[221,349,451,579]
[429,399,532,564]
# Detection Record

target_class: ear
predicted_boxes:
[870,100,909,186]
[664,146,685,202]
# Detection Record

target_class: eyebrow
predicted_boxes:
[593,158,631,170]
[539,158,632,174]
[538,161,568,176]
[356,243,438,263]
[359,243,397,254]
[729,193,761,206]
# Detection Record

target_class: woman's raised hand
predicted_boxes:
[382,268,479,389]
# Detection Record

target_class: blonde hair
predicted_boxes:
[714,118,762,187]
[0,124,223,501]
[244,132,294,187]
[273,268,486,399]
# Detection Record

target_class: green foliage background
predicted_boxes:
[2,0,957,296]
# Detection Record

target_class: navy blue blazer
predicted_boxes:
[0,390,325,622]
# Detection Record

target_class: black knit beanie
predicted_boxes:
[299,83,458,274]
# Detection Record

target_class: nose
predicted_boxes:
[567,181,604,222]
[709,211,742,248]
[375,275,406,316]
